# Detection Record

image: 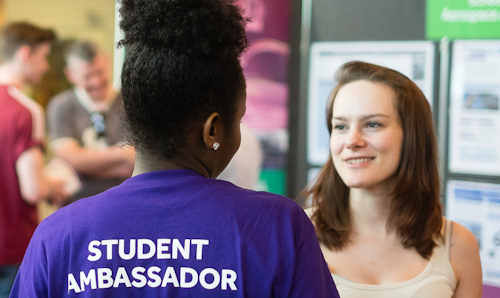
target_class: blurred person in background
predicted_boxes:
[10,0,340,297]
[306,61,482,298]
[0,21,66,297]
[46,40,134,203]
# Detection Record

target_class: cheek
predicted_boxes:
[230,125,242,155]
[373,132,404,170]
[370,130,399,151]
[235,133,241,153]
[329,135,343,156]
[329,135,344,170]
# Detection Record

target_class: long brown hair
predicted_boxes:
[308,61,442,259]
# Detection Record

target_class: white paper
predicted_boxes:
[449,40,500,176]
[307,41,435,165]
[447,180,500,287]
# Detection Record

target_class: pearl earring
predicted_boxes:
[212,142,220,151]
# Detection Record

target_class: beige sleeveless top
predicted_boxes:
[331,219,457,298]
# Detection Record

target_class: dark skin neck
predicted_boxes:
[132,147,214,178]
[131,110,233,179]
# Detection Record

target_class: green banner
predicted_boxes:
[258,169,286,196]
[427,0,500,39]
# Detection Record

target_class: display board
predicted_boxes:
[306,41,435,165]
[446,41,500,297]
[449,40,500,176]
[447,180,500,288]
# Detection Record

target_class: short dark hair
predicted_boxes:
[65,40,98,64]
[0,22,56,62]
[308,61,442,259]
[118,0,247,159]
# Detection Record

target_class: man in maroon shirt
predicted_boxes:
[0,22,66,297]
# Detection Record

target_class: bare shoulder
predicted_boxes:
[450,221,480,256]
[449,221,482,298]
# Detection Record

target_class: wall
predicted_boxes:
[5,0,115,56]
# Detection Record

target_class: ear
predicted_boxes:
[14,45,31,62]
[64,67,76,84]
[202,112,222,151]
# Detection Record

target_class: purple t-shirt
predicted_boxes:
[10,170,339,297]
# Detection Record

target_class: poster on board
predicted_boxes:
[449,40,500,176]
[446,180,500,289]
[307,41,435,165]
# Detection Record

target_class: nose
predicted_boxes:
[346,129,366,149]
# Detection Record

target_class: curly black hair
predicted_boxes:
[119,0,247,158]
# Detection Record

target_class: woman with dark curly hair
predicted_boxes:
[306,61,482,298]
[10,1,340,297]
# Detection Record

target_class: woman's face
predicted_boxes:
[330,80,403,191]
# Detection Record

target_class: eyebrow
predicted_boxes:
[332,114,390,121]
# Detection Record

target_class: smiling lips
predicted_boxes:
[344,156,375,166]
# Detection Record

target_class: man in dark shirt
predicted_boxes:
[47,41,134,202]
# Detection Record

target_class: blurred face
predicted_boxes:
[66,53,111,102]
[24,42,51,84]
[330,80,403,192]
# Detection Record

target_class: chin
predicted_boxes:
[344,177,396,193]
[340,173,381,189]
[90,93,107,101]
[339,173,369,188]
[344,181,371,189]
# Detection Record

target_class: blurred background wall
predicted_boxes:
[1,0,115,107]
[4,0,114,55]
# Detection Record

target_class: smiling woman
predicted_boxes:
[330,80,403,191]
[306,61,482,298]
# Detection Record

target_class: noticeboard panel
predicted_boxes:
[449,40,500,176]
